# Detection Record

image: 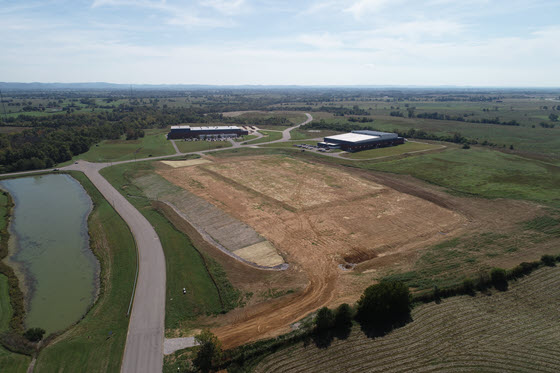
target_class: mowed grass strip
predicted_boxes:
[175,140,232,153]
[70,128,175,163]
[341,141,442,160]
[100,162,227,335]
[34,171,136,373]
[365,148,560,207]
[254,266,560,373]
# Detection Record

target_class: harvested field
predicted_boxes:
[255,266,560,373]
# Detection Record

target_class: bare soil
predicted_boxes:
[156,154,551,349]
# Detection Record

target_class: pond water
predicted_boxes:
[0,174,98,334]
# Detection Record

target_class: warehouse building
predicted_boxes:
[318,130,404,151]
[168,125,249,140]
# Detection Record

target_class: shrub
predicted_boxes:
[462,278,475,295]
[23,328,45,342]
[490,268,508,290]
[541,254,556,267]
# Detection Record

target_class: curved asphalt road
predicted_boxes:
[64,161,166,373]
[0,113,313,373]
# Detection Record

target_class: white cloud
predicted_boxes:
[297,32,343,49]
[200,0,248,15]
[345,0,393,19]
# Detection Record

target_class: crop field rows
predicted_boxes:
[255,266,560,373]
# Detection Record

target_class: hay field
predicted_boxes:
[255,265,560,373]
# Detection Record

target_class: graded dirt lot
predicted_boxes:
[157,154,553,349]
[157,155,483,347]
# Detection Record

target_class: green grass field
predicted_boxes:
[341,141,443,160]
[289,129,340,140]
[364,148,560,208]
[234,134,258,142]
[243,130,283,144]
[100,162,234,335]
[70,129,175,163]
[174,140,232,153]
[34,171,136,373]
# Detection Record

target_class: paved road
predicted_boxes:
[63,161,166,373]
[0,113,314,373]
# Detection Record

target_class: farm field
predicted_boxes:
[33,171,136,373]
[174,139,232,153]
[69,128,174,163]
[255,265,560,373]
[341,141,443,160]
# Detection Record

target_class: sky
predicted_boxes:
[1,0,560,86]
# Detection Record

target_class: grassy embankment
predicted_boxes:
[68,128,175,164]
[100,161,240,335]
[0,190,31,373]
[33,171,136,373]
[174,140,232,153]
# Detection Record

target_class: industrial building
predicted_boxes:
[168,125,249,140]
[317,130,404,151]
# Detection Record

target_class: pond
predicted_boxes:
[0,174,98,334]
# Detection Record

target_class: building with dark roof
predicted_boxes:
[167,125,248,140]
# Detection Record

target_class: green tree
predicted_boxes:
[334,303,352,328]
[193,329,222,373]
[314,307,334,331]
[356,281,411,325]
[549,113,559,122]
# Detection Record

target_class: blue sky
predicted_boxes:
[2,0,559,86]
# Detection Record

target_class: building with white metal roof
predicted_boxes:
[318,130,404,152]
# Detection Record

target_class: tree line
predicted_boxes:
[0,106,208,172]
